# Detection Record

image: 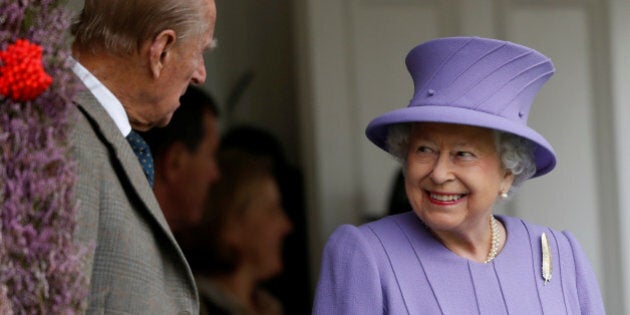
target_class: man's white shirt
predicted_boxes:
[71,58,132,137]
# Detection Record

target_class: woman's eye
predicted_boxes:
[457,151,474,158]
[417,146,433,153]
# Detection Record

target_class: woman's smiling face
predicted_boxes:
[404,122,514,233]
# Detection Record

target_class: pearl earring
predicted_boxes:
[500,191,508,199]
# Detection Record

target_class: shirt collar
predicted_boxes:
[71,57,132,136]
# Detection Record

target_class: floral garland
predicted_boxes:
[0,0,88,313]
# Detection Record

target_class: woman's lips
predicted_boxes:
[426,190,466,205]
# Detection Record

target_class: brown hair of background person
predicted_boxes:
[181,150,293,315]
[142,85,221,234]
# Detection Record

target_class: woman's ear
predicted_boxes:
[500,170,515,196]
[148,29,177,79]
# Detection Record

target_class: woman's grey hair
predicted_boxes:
[386,123,413,164]
[71,0,208,56]
[494,131,537,190]
[385,123,537,195]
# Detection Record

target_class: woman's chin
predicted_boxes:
[415,210,464,230]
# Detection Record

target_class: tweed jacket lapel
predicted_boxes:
[74,88,175,240]
[72,83,200,313]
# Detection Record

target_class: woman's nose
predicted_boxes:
[429,153,454,184]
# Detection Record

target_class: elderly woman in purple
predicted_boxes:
[312,37,605,314]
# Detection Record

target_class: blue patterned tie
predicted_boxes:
[126,130,154,187]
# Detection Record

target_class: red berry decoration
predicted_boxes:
[0,39,53,102]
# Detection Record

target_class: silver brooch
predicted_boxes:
[541,232,552,285]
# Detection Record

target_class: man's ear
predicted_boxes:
[148,29,177,79]
[162,142,188,183]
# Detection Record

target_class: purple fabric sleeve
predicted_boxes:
[312,225,383,314]
[562,231,606,314]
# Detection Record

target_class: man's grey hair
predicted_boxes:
[71,0,208,56]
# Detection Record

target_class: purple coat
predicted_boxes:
[313,212,605,314]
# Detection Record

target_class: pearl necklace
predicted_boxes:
[483,216,500,264]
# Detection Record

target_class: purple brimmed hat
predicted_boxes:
[365,36,557,177]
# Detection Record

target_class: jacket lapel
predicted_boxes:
[74,89,174,238]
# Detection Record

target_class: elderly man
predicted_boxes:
[143,85,220,235]
[69,0,216,313]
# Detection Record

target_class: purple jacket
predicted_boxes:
[313,212,605,314]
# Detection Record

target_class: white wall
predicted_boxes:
[609,0,630,312]
[204,0,300,163]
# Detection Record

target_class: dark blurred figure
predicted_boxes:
[183,150,293,314]
[220,126,311,315]
[387,168,413,216]
[142,85,221,234]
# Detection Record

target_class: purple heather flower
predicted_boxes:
[0,284,14,315]
[1,0,88,313]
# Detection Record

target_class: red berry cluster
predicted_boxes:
[0,39,53,102]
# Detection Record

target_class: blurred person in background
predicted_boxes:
[180,149,293,315]
[143,85,221,235]
[220,126,311,314]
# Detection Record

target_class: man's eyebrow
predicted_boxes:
[206,38,218,51]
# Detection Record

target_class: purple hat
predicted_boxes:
[365,36,557,177]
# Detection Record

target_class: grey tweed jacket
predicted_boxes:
[71,84,199,315]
